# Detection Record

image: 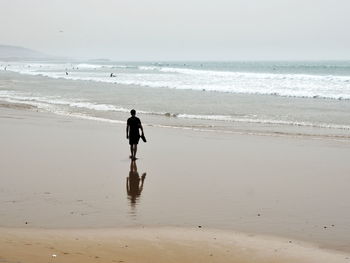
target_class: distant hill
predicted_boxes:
[0,45,50,60]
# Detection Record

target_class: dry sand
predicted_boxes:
[0,227,349,263]
[1,105,350,262]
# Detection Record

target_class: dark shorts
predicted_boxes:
[129,134,140,145]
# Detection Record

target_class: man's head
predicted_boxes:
[130,109,136,116]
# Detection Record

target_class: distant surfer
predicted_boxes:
[65,71,68,75]
[110,73,116,77]
[126,109,145,160]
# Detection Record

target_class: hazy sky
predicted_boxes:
[1,0,349,60]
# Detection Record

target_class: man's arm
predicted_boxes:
[140,124,144,136]
[126,124,129,139]
[139,119,144,135]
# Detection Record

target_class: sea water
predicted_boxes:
[1,60,350,138]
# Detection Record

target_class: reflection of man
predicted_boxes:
[126,109,144,160]
[127,160,146,206]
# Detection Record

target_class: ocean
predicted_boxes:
[1,60,350,138]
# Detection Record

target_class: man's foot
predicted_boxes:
[129,155,133,159]
[132,157,138,161]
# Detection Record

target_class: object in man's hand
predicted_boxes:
[140,134,147,142]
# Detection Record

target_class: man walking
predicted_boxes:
[126,109,144,160]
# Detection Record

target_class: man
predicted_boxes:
[126,109,144,160]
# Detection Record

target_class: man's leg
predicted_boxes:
[130,145,133,158]
[134,144,138,159]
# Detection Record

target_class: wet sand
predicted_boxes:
[1,105,350,262]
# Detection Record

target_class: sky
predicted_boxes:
[0,0,350,60]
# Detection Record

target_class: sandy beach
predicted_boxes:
[1,227,349,263]
[2,0,350,260]
[1,104,350,262]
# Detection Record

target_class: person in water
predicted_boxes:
[126,109,144,160]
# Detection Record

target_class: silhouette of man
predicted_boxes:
[126,109,144,160]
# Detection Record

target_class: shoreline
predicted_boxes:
[1,97,350,143]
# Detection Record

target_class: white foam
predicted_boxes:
[0,91,150,115]
[3,61,350,100]
[176,114,350,130]
[75,63,103,69]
